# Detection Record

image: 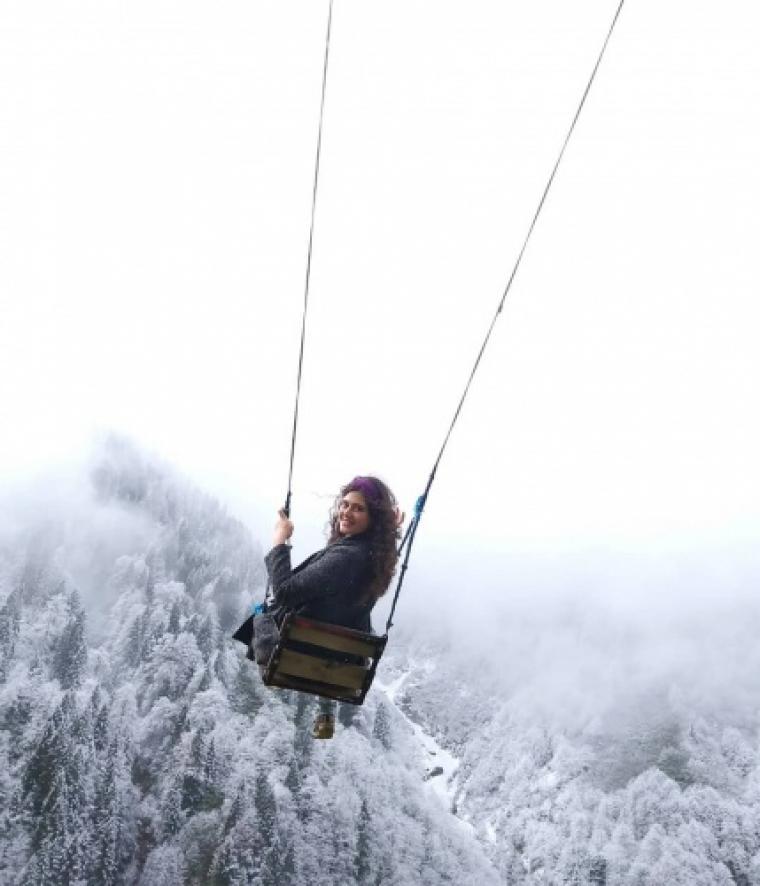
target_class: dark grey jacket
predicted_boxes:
[265,535,375,632]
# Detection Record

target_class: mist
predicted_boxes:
[4,0,760,876]
[5,439,758,749]
[4,437,760,881]
[385,530,760,753]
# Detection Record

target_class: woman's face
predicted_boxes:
[338,490,371,537]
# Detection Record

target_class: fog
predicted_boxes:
[6,433,760,886]
[3,1,759,584]
[381,523,760,751]
[3,441,759,758]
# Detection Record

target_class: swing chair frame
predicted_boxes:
[262,612,387,705]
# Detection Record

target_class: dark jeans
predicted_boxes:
[318,697,336,718]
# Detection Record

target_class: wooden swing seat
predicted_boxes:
[262,612,387,705]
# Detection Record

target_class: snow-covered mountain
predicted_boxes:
[2,438,760,885]
[380,579,760,884]
[0,439,500,885]
[380,639,760,885]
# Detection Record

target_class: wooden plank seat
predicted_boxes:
[262,613,388,705]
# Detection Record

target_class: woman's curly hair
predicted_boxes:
[327,476,400,605]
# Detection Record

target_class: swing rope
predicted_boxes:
[385,0,626,632]
[284,0,334,519]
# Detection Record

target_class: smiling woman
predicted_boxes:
[269,476,401,626]
[235,475,402,738]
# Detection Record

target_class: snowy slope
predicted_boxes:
[0,438,500,886]
[3,438,760,885]
[377,622,760,885]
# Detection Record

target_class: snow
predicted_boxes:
[0,441,502,886]
[377,668,464,819]
[5,440,760,884]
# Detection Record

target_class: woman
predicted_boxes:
[266,475,401,739]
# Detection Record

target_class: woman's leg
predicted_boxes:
[312,697,336,739]
[318,697,336,717]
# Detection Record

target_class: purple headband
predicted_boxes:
[348,476,382,505]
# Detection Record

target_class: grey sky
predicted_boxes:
[1,0,758,568]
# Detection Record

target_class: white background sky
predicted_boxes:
[1,0,759,582]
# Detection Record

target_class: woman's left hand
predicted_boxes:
[393,506,405,529]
